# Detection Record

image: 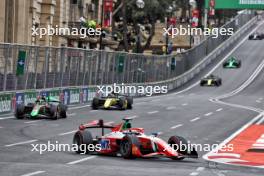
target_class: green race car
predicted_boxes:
[223,57,241,68]
[15,96,67,120]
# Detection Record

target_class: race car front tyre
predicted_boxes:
[127,97,133,109]
[120,135,140,159]
[118,97,127,110]
[73,130,93,154]
[92,98,99,109]
[168,136,188,160]
[15,104,25,119]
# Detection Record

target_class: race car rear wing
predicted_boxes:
[78,119,114,135]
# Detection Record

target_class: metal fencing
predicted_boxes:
[0,11,255,92]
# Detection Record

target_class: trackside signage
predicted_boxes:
[69,88,80,104]
[24,91,37,105]
[205,0,264,9]
[0,94,12,113]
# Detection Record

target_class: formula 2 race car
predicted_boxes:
[73,118,198,160]
[200,74,222,87]
[15,96,67,120]
[92,93,133,110]
[223,57,241,68]
[248,32,264,40]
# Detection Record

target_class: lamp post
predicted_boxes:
[99,0,104,50]
[135,0,145,53]
[189,0,197,49]
[165,6,173,55]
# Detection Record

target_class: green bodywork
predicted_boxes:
[224,57,239,68]
[30,96,60,117]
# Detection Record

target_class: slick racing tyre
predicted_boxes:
[120,135,140,159]
[15,104,25,119]
[92,98,99,110]
[168,136,188,160]
[73,130,93,154]
[50,105,58,120]
[118,97,127,110]
[58,104,67,118]
[127,97,133,109]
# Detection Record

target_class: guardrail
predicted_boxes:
[0,11,257,114]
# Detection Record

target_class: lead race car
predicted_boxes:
[73,118,198,160]
[92,92,133,110]
[248,32,264,40]
[223,57,241,68]
[15,96,67,120]
[200,74,222,87]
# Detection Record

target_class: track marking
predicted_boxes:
[216,108,223,112]
[204,112,213,116]
[256,115,264,125]
[166,106,176,110]
[126,115,138,119]
[256,100,262,103]
[21,171,46,176]
[171,124,183,129]
[67,156,97,165]
[190,172,199,176]
[90,110,98,113]
[0,116,14,120]
[196,167,205,172]
[24,120,43,124]
[147,111,159,114]
[68,113,76,116]
[190,117,200,122]
[58,130,76,136]
[69,104,90,110]
[182,103,188,106]
[0,126,3,129]
[5,140,38,147]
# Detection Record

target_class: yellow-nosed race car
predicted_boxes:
[92,93,133,110]
[200,74,222,87]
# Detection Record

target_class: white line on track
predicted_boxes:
[256,114,264,125]
[69,104,90,110]
[0,126,3,129]
[58,130,76,136]
[190,117,200,122]
[5,139,38,147]
[204,112,213,116]
[67,156,97,165]
[196,167,205,172]
[21,171,46,176]
[0,116,14,120]
[216,108,223,112]
[147,111,159,114]
[90,110,98,113]
[182,103,188,106]
[166,106,176,110]
[24,120,43,124]
[68,113,76,116]
[126,115,138,119]
[256,100,262,103]
[190,172,199,176]
[170,124,183,129]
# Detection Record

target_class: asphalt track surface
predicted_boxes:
[1,23,264,176]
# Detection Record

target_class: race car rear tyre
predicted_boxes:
[168,136,188,160]
[15,104,25,119]
[73,130,93,154]
[59,104,67,118]
[50,105,58,120]
[92,98,99,110]
[120,135,140,159]
[127,97,133,109]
